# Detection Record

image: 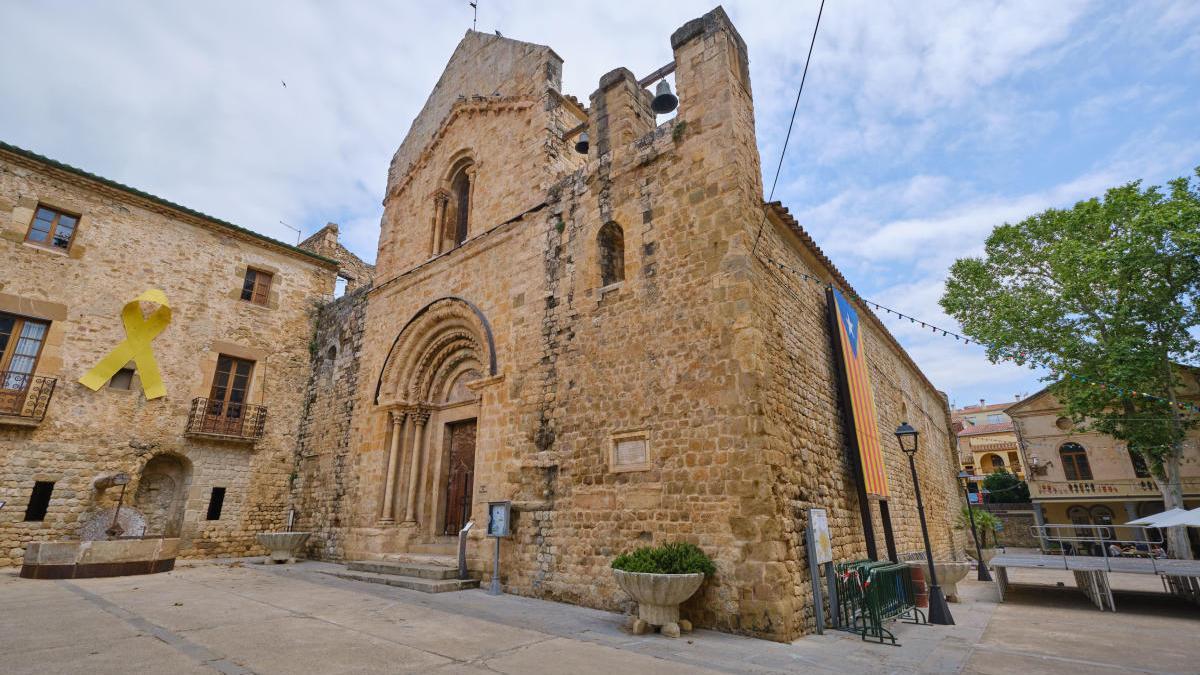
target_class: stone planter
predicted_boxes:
[964,547,999,567]
[256,532,311,564]
[906,560,971,602]
[612,569,704,638]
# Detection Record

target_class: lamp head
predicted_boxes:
[895,421,919,455]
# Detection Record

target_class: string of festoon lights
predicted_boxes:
[759,255,1200,415]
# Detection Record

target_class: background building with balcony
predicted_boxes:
[0,141,370,567]
[1007,381,1200,535]
[952,399,1027,501]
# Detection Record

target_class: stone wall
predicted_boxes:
[985,504,1041,549]
[752,205,965,636]
[0,145,336,566]
[291,284,369,560]
[299,223,375,293]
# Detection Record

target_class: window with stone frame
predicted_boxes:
[0,313,49,415]
[597,222,625,287]
[25,204,79,251]
[240,268,273,306]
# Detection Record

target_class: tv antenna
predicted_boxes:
[470,1,478,31]
[279,220,301,244]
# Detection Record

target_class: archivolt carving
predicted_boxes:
[375,297,496,406]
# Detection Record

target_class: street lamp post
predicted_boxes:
[895,422,954,626]
[957,470,993,582]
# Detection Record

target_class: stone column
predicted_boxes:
[431,195,447,256]
[1124,501,1145,542]
[379,411,409,524]
[404,410,430,523]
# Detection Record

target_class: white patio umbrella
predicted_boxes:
[1126,508,1188,527]
[1151,507,1200,528]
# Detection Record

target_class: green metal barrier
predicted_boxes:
[834,560,927,645]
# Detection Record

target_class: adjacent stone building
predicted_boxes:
[0,141,343,566]
[292,8,963,642]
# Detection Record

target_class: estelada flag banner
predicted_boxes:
[828,288,889,498]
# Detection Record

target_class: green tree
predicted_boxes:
[941,169,1200,558]
[981,470,1030,503]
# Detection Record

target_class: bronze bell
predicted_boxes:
[651,79,678,114]
[574,131,589,154]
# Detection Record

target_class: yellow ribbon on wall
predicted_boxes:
[79,289,172,399]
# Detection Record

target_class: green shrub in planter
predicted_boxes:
[611,542,715,575]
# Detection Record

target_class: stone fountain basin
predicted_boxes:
[20,538,179,579]
[906,560,972,602]
[256,532,311,564]
[612,569,705,636]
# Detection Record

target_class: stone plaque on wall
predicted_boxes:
[610,433,650,472]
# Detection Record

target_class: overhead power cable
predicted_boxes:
[750,0,826,257]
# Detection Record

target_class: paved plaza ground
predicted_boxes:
[2,559,1198,674]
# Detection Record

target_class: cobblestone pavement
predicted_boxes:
[1,560,1197,674]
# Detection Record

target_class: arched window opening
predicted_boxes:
[450,166,471,247]
[1128,448,1151,478]
[1059,442,1093,481]
[433,159,474,255]
[598,222,625,287]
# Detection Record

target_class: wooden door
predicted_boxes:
[442,419,477,535]
[204,355,255,435]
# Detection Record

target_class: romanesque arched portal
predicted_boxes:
[374,297,495,540]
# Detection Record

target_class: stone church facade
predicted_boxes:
[292,8,963,641]
[1,7,961,644]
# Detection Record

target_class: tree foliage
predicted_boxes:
[981,470,1030,503]
[941,169,1200,555]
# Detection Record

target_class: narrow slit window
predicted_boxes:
[598,222,625,287]
[206,487,226,520]
[24,481,54,521]
[240,269,273,306]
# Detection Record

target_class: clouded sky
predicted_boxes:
[3,1,1198,409]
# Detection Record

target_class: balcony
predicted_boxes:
[185,397,266,443]
[0,371,57,425]
[1030,477,1200,500]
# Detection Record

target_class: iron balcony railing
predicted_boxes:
[0,371,57,422]
[185,397,267,442]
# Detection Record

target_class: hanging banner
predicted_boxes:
[827,288,889,498]
[79,289,171,399]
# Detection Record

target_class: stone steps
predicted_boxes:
[346,560,459,580]
[325,568,479,593]
[325,557,478,594]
